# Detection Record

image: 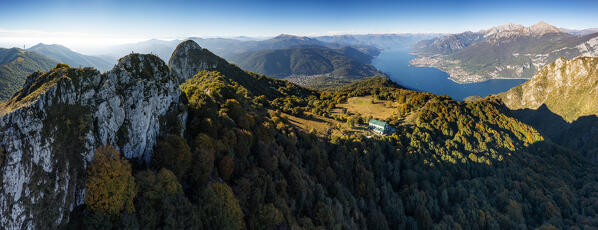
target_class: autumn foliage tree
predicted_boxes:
[152,135,192,180]
[200,182,246,230]
[218,155,234,180]
[134,169,197,229]
[85,145,137,216]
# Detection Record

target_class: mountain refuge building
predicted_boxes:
[368,119,393,135]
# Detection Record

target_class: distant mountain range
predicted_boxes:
[28,44,114,72]
[0,44,120,101]
[98,35,337,61]
[100,34,383,62]
[560,27,598,36]
[95,34,393,89]
[315,33,441,49]
[0,48,57,100]
[411,22,598,83]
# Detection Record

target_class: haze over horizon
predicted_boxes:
[1,0,598,53]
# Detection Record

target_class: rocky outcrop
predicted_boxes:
[168,40,223,80]
[500,56,598,122]
[0,39,239,229]
[0,54,182,229]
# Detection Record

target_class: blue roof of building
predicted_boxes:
[369,119,387,126]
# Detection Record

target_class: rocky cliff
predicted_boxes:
[168,40,223,80]
[499,57,598,157]
[0,41,210,228]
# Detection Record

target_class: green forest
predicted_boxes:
[63,60,598,229]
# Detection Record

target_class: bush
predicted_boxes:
[54,63,70,69]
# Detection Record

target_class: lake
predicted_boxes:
[371,49,527,101]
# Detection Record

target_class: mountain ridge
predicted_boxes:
[0,48,57,101]
[28,43,114,71]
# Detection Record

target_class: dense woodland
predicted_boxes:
[66,62,598,229]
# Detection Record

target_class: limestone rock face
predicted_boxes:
[0,54,181,229]
[168,40,222,81]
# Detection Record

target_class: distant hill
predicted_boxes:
[28,43,114,71]
[0,48,56,100]
[411,22,598,83]
[228,46,385,89]
[560,28,598,36]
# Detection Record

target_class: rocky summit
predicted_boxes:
[168,40,223,80]
[0,40,209,229]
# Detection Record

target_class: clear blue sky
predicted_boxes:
[1,0,598,50]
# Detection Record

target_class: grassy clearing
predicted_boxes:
[278,96,405,137]
[334,96,399,120]
[281,112,365,137]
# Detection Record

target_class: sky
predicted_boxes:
[1,0,598,52]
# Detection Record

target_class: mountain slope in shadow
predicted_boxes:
[511,104,598,160]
